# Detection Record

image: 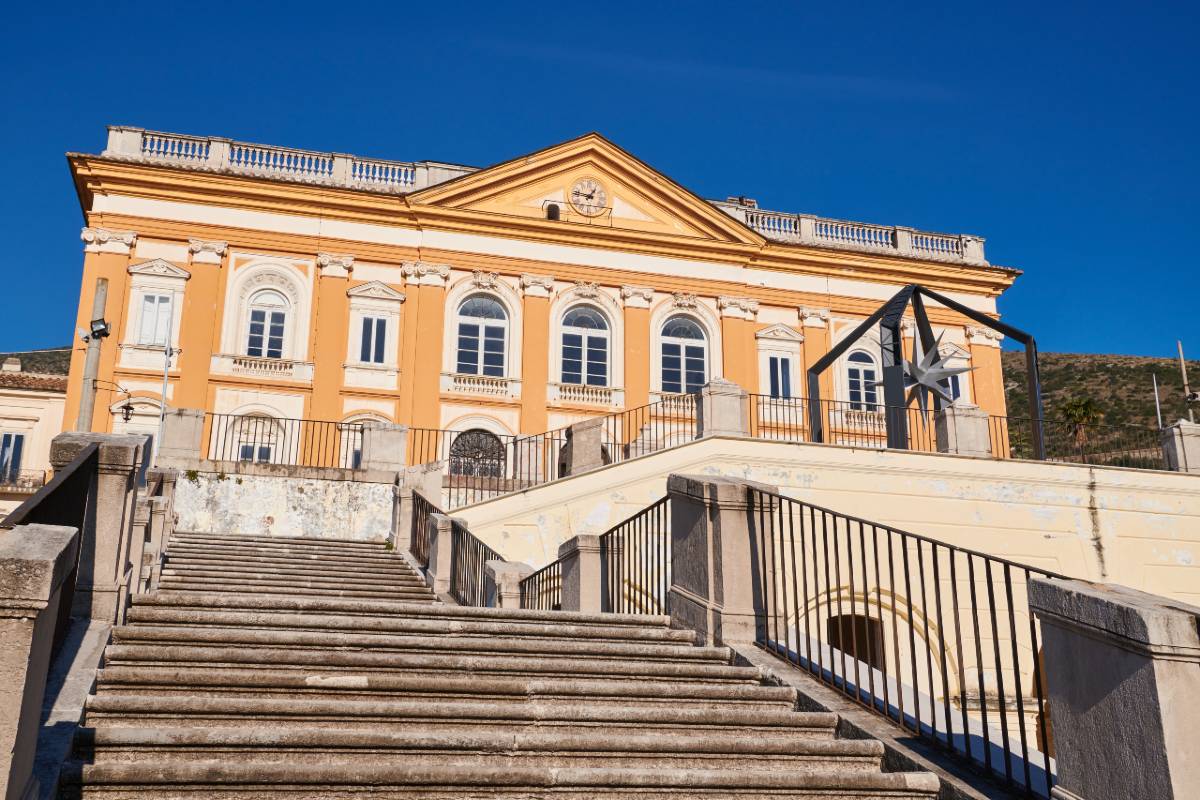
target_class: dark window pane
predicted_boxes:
[781,359,791,398]
[373,318,386,364]
[360,318,372,363]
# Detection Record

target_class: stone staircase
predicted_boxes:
[60,532,939,798]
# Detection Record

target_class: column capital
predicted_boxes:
[718,295,759,320]
[519,273,554,298]
[672,291,699,310]
[316,252,355,278]
[966,325,1003,347]
[81,227,136,255]
[402,261,450,287]
[471,270,500,290]
[797,306,830,328]
[620,285,654,309]
[188,239,228,265]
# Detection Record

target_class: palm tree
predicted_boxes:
[1057,396,1104,457]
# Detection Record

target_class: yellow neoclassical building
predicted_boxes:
[62,126,1017,448]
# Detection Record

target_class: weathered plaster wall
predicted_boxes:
[456,436,1200,605]
[176,471,393,542]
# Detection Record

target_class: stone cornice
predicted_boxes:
[966,325,1004,347]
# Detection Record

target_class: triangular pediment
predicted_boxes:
[128,259,190,279]
[410,134,765,245]
[347,280,405,301]
[756,323,805,342]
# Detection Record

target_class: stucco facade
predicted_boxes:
[63,127,1018,446]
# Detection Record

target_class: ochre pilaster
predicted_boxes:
[309,254,354,423]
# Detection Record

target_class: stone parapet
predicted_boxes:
[484,560,533,609]
[1161,420,1200,473]
[558,534,603,613]
[934,403,992,457]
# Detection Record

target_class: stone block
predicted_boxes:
[558,534,603,613]
[0,524,79,800]
[934,403,992,457]
[426,514,456,596]
[155,408,206,469]
[1029,577,1200,800]
[1161,420,1200,473]
[558,418,607,477]
[359,423,409,473]
[484,560,533,609]
[697,378,749,438]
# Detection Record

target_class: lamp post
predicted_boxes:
[76,278,111,431]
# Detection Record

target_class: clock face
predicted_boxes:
[569,178,607,216]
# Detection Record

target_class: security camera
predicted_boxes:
[1187,391,1200,404]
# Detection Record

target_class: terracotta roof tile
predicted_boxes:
[0,371,68,392]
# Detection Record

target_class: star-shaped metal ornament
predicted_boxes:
[872,333,975,420]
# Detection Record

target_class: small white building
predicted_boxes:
[0,350,69,515]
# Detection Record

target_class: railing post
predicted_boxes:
[392,464,443,553]
[485,560,533,609]
[207,137,231,169]
[157,408,206,469]
[697,378,749,438]
[49,433,145,624]
[130,498,151,594]
[0,524,79,800]
[1029,578,1200,800]
[426,513,456,596]
[894,226,915,256]
[558,534,603,613]
[360,422,409,472]
[934,403,993,457]
[102,126,144,158]
[330,153,352,186]
[961,235,987,265]
[1161,420,1200,473]
[666,474,779,646]
[559,418,607,476]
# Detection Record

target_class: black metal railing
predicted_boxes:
[204,413,365,469]
[795,397,940,452]
[747,485,1063,798]
[598,394,699,467]
[410,491,440,568]
[519,559,562,610]
[991,416,1166,470]
[600,496,671,615]
[408,427,568,509]
[448,519,505,607]
[2,443,100,656]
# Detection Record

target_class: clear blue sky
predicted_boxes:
[3,1,1196,357]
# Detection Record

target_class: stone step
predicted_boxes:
[160,567,428,589]
[164,544,418,568]
[82,694,839,735]
[59,762,940,799]
[171,532,390,551]
[153,582,435,601]
[92,667,798,711]
[108,625,732,663]
[101,644,765,683]
[123,608,698,644]
[74,726,883,771]
[133,592,669,629]
[162,555,426,579]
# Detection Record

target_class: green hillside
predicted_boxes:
[1001,350,1199,429]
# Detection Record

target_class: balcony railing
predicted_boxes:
[211,353,315,382]
[203,414,365,470]
[102,127,474,194]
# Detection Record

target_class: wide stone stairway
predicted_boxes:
[59,532,939,798]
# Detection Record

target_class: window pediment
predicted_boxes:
[755,323,804,343]
[128,259,190,280]
[347,281,405,302]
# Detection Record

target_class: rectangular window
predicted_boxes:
[586,335,608,386]
[238,444,272,463]
[683,345,705,393]
[247,310,286,359]
[359,317,387,364]
[0,433,24,482]
[949,374,962,400]
[482,325,505,377]
[138,294,172,346]
[562,333,583,384]
[457,322,480,374]
[662,342,682,394]
[769,356,792,399]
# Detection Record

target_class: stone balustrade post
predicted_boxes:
[484,561,533,609]
[558,534,603,613]
[697,378,750,438]
[797,216,816,243]
[359,423,409,473]
[1029,578,1200,800]
[130,498,151,595]
[961,235,987,265]
[102,126,144,158]
[0,524,79,800]
[425,513,457,596]
[49,433,145,624]
[330,153,352,185]
[894,226,915,256]
[206,138,231,169]
[934,403,993,457]
[667,474,779,646]
[559,418,607,477]
[1161,420,1200,473]
[143,497,168,592]
[391,463,444,553]
[156,408,206,469]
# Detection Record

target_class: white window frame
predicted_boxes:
[121,259,188,370]
[219,258,312,362]
[659,315,709,395]
[846,350,880,410]
[649,297,722,397]
[454,294,510,378]
[0,432,25,481]
[439,276,524,389]
[755,324,804,400]
[560,304,611,387]
[244,289,290,359]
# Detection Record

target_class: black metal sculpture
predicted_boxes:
[806,284,1046,458]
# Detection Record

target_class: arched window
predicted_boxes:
[233,415,282,464]
[449,429,506,478]
[561,305,609,387]
[456,295,508,377]
[661,316,707,394]
[847,351,879,410]
[245,290,288,359]
[826,614,885,670]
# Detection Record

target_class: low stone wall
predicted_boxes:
[175,464,394,542]
[456,435,1200,605]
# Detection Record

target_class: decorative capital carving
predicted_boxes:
[188,239,227,265]
[402,261,450,287]
[81,227,136,255]
[798,306,830,328]
[620,285,654,309]
[317,252,355,278]
[718,295,759,320]
[128,259,190,280]
[966,325,1004,347]
[347,280,405,302]
[520,273,554,298]
[571,280,601,299]
[672,292,699,310]
[471,270,500,290]
[900,318,917,337]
